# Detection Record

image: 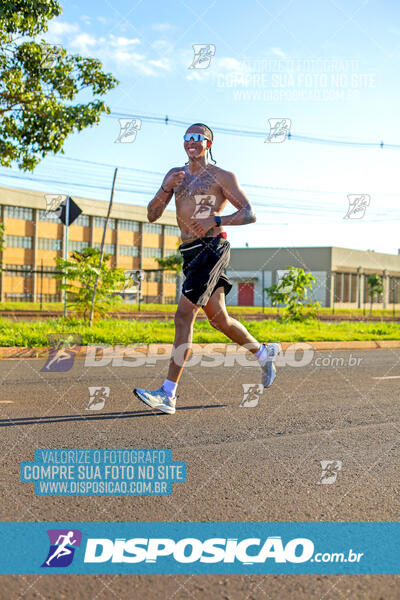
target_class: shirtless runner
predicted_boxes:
[134,123,281,414]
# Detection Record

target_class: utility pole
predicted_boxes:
[89,168,118,328]
[40,260,44,310]
[63,196,70,318]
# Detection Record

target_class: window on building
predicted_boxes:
[363,277,369,303]
[38,209,60,221]
[119,219,139,231]
[144,271,162,282]
[164,272,177,283]
[342,273,350,302]
[164,249,178,257]
[5,293,33,301]
[142,295,161,303]
[5,235,33,249]
[350,273,358,303]
[93,243,115,254]
[119,245,139,257]
[36,294,61,302]
[73,214,90,227]
[94,216,115,229]
[165,225,180,236]
[334,272,344,302]
[69,241,89,252]
[38,238,62,250]
[4,264,32,277]
[5,206,33,220]
[40,266,59,277]
[143,247,162,258]
[144,223,162,234]
[389,277,400,303]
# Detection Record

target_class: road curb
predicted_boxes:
[0,340,399,359]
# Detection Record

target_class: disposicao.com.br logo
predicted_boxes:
[41,529,82,568]
[83,536,362,565]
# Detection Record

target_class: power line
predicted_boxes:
[48,155,399,198]
[1,169,400,222]
[109,111,400,150]
[0,166,357,210]
[2,145,400,208]
[59,155,164,177]
[2,150,398,201]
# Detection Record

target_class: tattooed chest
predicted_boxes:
[175,170,217,199]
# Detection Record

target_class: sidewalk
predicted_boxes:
[0,340,399,359]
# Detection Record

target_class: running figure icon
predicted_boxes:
[45,531,77,566]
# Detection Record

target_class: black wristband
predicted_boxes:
[214,215,222,227]
[161,184,171,194]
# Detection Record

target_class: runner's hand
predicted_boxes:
[191,216,216,237]
[163,170,185,192]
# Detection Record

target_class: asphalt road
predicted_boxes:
[0,348,399,599]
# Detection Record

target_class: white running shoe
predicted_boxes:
[260,343,281,388]
[133,386,176,414]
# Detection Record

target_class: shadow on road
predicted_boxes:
[0,404,227,427]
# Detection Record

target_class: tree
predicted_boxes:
[367,273,383,315]
[156,253,183,304]
[54,248,126,321]
[265,266,321,321]
[155,253,183,274]
[0,0,118,170]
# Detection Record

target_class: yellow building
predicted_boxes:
[0,185,181,303]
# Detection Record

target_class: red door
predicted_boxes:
[238,282,254,306]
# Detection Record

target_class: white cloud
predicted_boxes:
[186,55,250,81]
[109,34,140,48]
[113,50,137,63]
[115,50,144,63]
[149,58,171,71]
[151,39,173,52]
[217,57,246,72]
[186,70,204,81]
[270,47,288,58]
[70,33,98,54]
[46,21,80,42]
[152,23,173,32]
[44,20,209,77]
[81,15,91,26]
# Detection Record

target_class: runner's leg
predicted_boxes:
[166,293,200,382]
[203,287,260,352]
[133,293,200,412]
[203,286,281,387]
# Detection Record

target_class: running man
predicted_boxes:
[43,338,74,371]
[45,531,77,566]
[134,123,281,414]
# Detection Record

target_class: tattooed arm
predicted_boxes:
[147,168,185,222]
[218,171,256,225]
[147,190,172,223]
[147,178,173,223]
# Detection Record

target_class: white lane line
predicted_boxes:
[0,400,14,403]
[372,376,400,380]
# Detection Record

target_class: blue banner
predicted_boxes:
[0,522,399,574]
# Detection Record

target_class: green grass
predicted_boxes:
[0,317,399,347]
[0,301,397,317]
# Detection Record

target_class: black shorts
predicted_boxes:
[179,236,232,306]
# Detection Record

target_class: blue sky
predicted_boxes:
[1,0,400,254]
